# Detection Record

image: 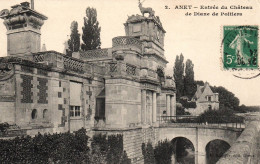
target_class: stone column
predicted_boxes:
[170,95,176,116]
[141,90,147,124]
[166,95,171,116]
[152,92,157,123]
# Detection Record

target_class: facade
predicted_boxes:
[187,82,219,115]
[0,2,176,133]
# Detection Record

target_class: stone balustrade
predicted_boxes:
[112,36,142,53]
[33,51,85,73]
[107,61,140,77]
[217,119,260,164]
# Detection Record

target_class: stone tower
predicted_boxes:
[124,13,168,71]
[0,2,47,56]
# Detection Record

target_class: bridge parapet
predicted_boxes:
[217,118,260,164]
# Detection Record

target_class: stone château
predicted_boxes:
[0,1,176,162]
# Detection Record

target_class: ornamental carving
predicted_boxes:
[0,63,14,81]
[0,3,47,30]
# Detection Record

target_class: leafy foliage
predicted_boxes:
[154,139,174,164]
[206,140,230,164]
[142,142,155,164]
[179,98,196,108]
[68,21,80,52]
[173,54,185,100]
[197,108,244,123]
[236,105,260,113]
[0,122,10,133]
[0,128,130,164]
[211,86,240,110]
[183,59,196,99]
[91,134,131,164]
[81,7,101,51]
[176,103,190,115]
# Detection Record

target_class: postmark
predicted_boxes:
[222,25,258,70]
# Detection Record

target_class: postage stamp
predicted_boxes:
[222,25,258,70]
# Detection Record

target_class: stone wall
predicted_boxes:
[105,79,141,128]
[217,120,260,164]
[94,127,159,164]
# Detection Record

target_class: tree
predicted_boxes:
[184,59,196,99]
[68,21,80,52]
[211,86,240,110]
[174,54,185,100]
[81,7,101,51]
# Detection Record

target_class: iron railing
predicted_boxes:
[158,115,245,129]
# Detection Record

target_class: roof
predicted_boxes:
[193,82,216,102]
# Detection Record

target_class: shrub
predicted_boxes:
[197,108,244,123]
[0,122,10,133]
[176,103,190,115]
[154,139,173,164]
[0,128,130,164]
[91,133,131,164]
[142,142,155,164]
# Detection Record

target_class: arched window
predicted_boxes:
[43,109,48,119]
[208,105,212,110]
[31,109,37,119]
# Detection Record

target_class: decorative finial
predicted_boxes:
[41,43,46,52]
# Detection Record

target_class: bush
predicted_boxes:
[179,99,196,108]
[142,142,155,164]
[91,133,131,164]
[176,103,190,115]
[197,108,244,123]
[0,128,130,164]
[154,139,174,164]
[0,122,10,133]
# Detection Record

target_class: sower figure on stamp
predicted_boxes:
[229,30,254,65]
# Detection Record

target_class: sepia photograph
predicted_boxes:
[0,0,259,163]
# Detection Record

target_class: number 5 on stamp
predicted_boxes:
[222,26,258,69]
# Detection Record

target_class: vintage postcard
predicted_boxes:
[0,0,259,163]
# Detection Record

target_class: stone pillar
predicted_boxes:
[152,92,157,123]
[197,152,206,164]
[166,95,171,116]
[170,95,176,116]
[141,90,147,124]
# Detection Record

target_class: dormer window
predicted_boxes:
[206,96,212,101]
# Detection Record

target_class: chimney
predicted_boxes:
[31,0,34,10]
[0,2,47,56]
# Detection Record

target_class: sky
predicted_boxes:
[0,0,260,106]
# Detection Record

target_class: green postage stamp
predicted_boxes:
[222,26,258,69]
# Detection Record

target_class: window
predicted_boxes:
[208,105,212,110]
[70,106,81,117]
[43,109,48,119]
[58,92,62,98]
[31,109,37,119]
[206,96,212,101]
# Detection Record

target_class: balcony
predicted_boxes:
[107,61,139,78]
[112,36,142,53]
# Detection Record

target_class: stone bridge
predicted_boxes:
[158,125,243,164]
[217,116,260,164]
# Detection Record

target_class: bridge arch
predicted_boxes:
[205,139,230,164]
[158,127,241,164]
[171,137,195,164]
